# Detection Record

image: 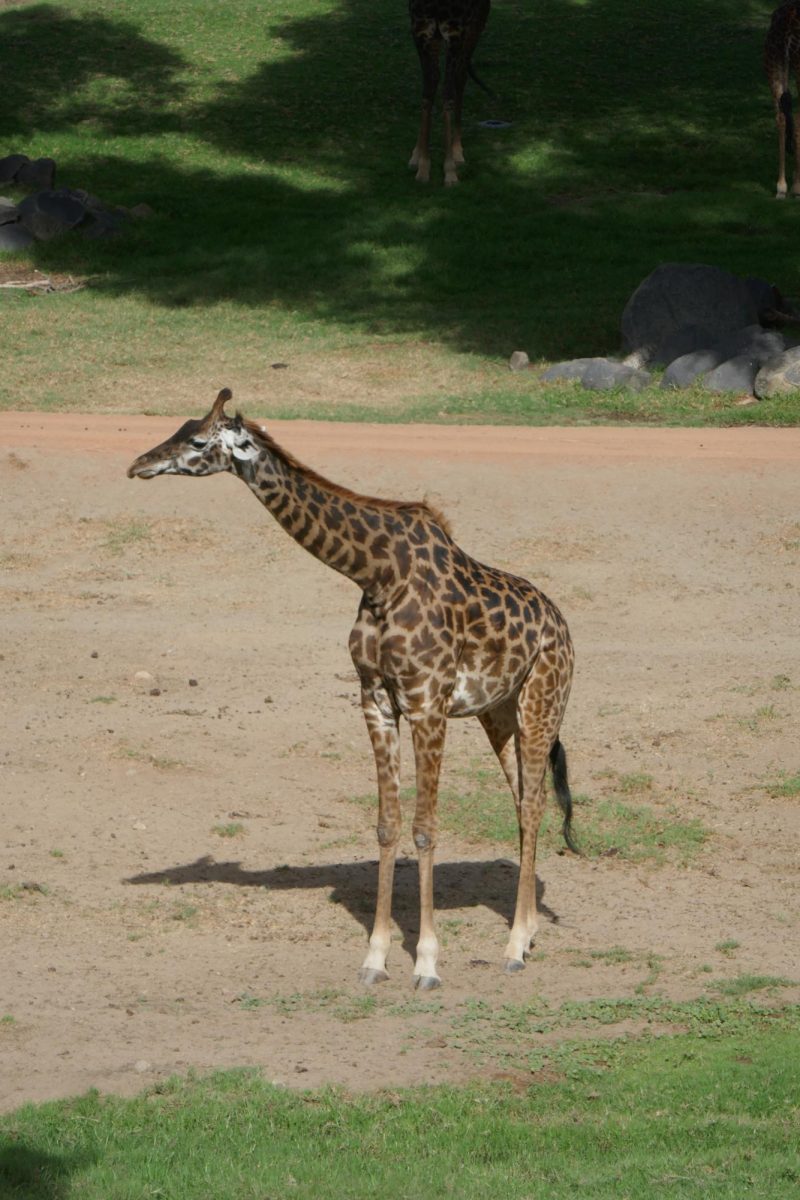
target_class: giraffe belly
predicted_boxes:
[445,669,523,718]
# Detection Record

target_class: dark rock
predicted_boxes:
[0,223,35,250]
[754,347,800,398]
[745,275,779,319]
[0,154,29,183]
[713,324,785,364]
[18,189,86,240]
[701,354,760,394]
[0,199,19,225]
[621,263,762,362]
[651,324,717,368]
[15,157,56,190]
[80,209,126,239]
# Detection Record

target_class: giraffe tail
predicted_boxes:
[550,738,580,855]
[781,91,795,156]
[467,61,495,98]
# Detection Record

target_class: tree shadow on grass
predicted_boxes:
[0,0,783,358]
[124,854,560,965]
[0,4,187,139]
[0,1143,95,1200]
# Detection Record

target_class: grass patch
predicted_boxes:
[2,1019,799,1199]
[211,822,245,838]
[100,519,153,555]
[0,0,798,423]
[352,766,709,865]
[764,773,800,798]
[709,974,794,998]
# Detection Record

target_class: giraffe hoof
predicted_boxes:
[503,957,526,974]
[414,974,441,991]
[358,967,389,986]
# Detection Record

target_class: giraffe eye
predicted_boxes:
[189,438,206,450]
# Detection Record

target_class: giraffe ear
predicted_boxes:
[210,388,233,421]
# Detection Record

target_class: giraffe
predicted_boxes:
[765,1,800,197]
[408,0,491,185]
[128,389,577,988]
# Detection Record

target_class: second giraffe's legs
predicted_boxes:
[410,34,441,183]
[409,711,447,988]
[442,37,467,185]
[503,673,563,971]
[359,691,401,985]
[771,82,790,198]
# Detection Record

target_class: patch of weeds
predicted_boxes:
[771,674,792,691]
[588,946,637,965]
[319,833,360,851]
[212,822,245,838]
[709,974,794,998]
[715,939,741,956]
[237,989,377,1023]
[90,695,117,704]
[102,519,153,555]
[573,797,708,865]
[171,903,199,924]
[49,849,64,859]
[618,773,654,794]
[1,1014,16,1026]
[0,885,22,900]
[114,741,185,770]
[737,704,781,734]
[764,773,800,798]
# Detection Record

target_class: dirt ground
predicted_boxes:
[1,414,798,1112]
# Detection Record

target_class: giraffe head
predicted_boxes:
[127,389,258,480]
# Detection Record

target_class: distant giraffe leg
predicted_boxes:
[409,711,447,987]
[478,700,521,847]
[442,34,466,185]
[359,690,401,984]
[410,30,441,183]
[503,670,565,971]
[769,78,790,198]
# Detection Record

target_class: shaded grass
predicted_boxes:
[0,0,798,421]
[2,1017,799,1199]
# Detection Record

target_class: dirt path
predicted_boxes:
[1,415,798,1110]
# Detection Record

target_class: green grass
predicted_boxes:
[765,772,800,798]
[211,822,245,838]
[0,0,798,423]
[2,1017,799,1199]
[353,767,709,865]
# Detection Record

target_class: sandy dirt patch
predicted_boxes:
[1,415,798,1110]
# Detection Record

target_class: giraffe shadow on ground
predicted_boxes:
[125,855,560,963]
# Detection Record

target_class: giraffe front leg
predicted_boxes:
[410,711,447,988]
[358,690,401,985]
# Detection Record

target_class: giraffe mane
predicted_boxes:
[242,419,452,537]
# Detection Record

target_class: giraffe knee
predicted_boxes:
[413,828,434,850]
[377,823,400,847]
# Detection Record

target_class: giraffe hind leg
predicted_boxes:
[410,31,440,183]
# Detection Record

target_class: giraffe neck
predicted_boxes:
[229,422,419,602]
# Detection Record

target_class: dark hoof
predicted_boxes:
[414,975,441,991]
[358,967,389,986]
[503,957,526,974]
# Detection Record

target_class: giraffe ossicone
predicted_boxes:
[128,388,578,988]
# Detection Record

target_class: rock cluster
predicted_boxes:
[0,153,151,251]
[512,263,800,400]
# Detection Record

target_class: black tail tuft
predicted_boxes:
[781,91,795,156]
[550,738,580,855]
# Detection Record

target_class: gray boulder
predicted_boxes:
[0,223,35,250]
[622,263,767,362]
[754,347,800,398]
[541,357,651,390]
[508,350,530,371]
[661,350,722,389]
[0,198,19,225]
[540,358,597,383]
[702,354,761,394]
